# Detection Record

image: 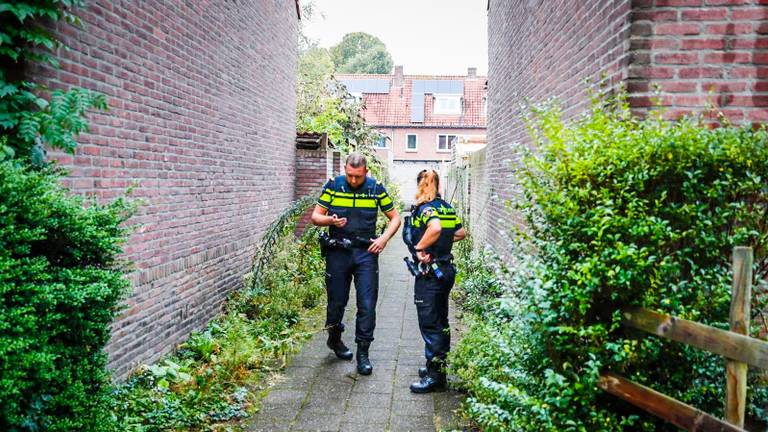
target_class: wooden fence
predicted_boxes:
[598,247,767,431]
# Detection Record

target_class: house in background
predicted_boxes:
[338,66,486,205]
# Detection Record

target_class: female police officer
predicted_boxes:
[405,169,465,393]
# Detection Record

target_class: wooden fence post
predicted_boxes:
[726,246,753,427]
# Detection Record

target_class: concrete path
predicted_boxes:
[247,233,465,432]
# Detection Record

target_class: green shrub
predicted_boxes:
[0,161,133,431]
[113,198,326,431]
[450,93,768,431]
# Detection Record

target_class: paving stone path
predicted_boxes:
[248,232,466,432]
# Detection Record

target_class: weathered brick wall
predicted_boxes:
[484,0,767,259]
[628,0,768,123]
[39,1,299,378]
[295,143,341,234]
[484,0,633,253]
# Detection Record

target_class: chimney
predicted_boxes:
[394,65,404,87]
[468,67,477,78]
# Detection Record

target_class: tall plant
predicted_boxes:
[0,0,106,165]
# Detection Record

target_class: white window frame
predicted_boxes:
[405,134,418,152]
[433,94,462,115]
[436,134,458,153]
[374,135,388,149]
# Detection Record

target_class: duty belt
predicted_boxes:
[331,234,373,249]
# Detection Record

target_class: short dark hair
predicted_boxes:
[345,152,367,168]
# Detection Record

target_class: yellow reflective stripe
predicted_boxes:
[355,199,377,208]
[328,197,378,208]
[332,197,354,207]
[333,191,355,197]
[377,192,388,198]
[319,192,332,202]
[439,220,458,228]
[380,196,393,207]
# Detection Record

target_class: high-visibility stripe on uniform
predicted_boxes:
[329,197,378,208]
[380,196,393,208]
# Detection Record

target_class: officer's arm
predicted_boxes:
[414,219,442,251]
[380,208,401,241]
[454,227,466,242]
[311,205,335,227]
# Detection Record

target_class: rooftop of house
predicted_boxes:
[336,66,487,128]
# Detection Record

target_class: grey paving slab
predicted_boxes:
[246,226,465,432]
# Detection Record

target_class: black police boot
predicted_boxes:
[410,360,447,393]
[418,367,428,378]
[356,342,373,375]
[326,326,353,360]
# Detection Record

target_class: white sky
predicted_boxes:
[302,0,488,76]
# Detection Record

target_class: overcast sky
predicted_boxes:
[302,0,488,76]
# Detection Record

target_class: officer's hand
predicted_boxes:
[416,250,432,264]
[368,236,387,254]
[330,214,347,228]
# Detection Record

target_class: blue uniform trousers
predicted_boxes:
[325,247,379,344]
[414,263,456,362]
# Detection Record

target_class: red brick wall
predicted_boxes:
[484,0,633,257]
[628,0,768,123]
[38,1,299,378]
[295,145,332,234]
[484,0,767,259]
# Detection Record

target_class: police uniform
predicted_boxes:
[317,175,395,349]
[407,195,462,390]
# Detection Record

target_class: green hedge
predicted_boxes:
[450,94,768,431]
[0,161,132,431]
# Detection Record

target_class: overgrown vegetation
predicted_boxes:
[0,161,134,432]
[0,2,127,430]
[112,197,326,431]
[1,0,106,165]
[449,91,768,431]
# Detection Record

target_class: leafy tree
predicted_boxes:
[330,32,393,74]
[297,46,334,126]
[0,0,106,166]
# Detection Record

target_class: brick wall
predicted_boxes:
[484,0,633,252]
[483,0,768,259]
[628,0,768,123]
[295,142,340,234]
[38,1,299,378]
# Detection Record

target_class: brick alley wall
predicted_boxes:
[628,0,768,123]
[483,0,768,259]
[38,1,299,378]
[484,0,633,254]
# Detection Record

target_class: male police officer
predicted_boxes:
[310,153,401,375]
[405,169,465,393]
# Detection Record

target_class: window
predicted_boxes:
[434,95,462,115]
[437,134,457,152]
[406,134,417,152]
[375,135,387,148]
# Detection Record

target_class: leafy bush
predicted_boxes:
[0,161,133,431]
[113,198,326,431]
[450,93,768,431]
